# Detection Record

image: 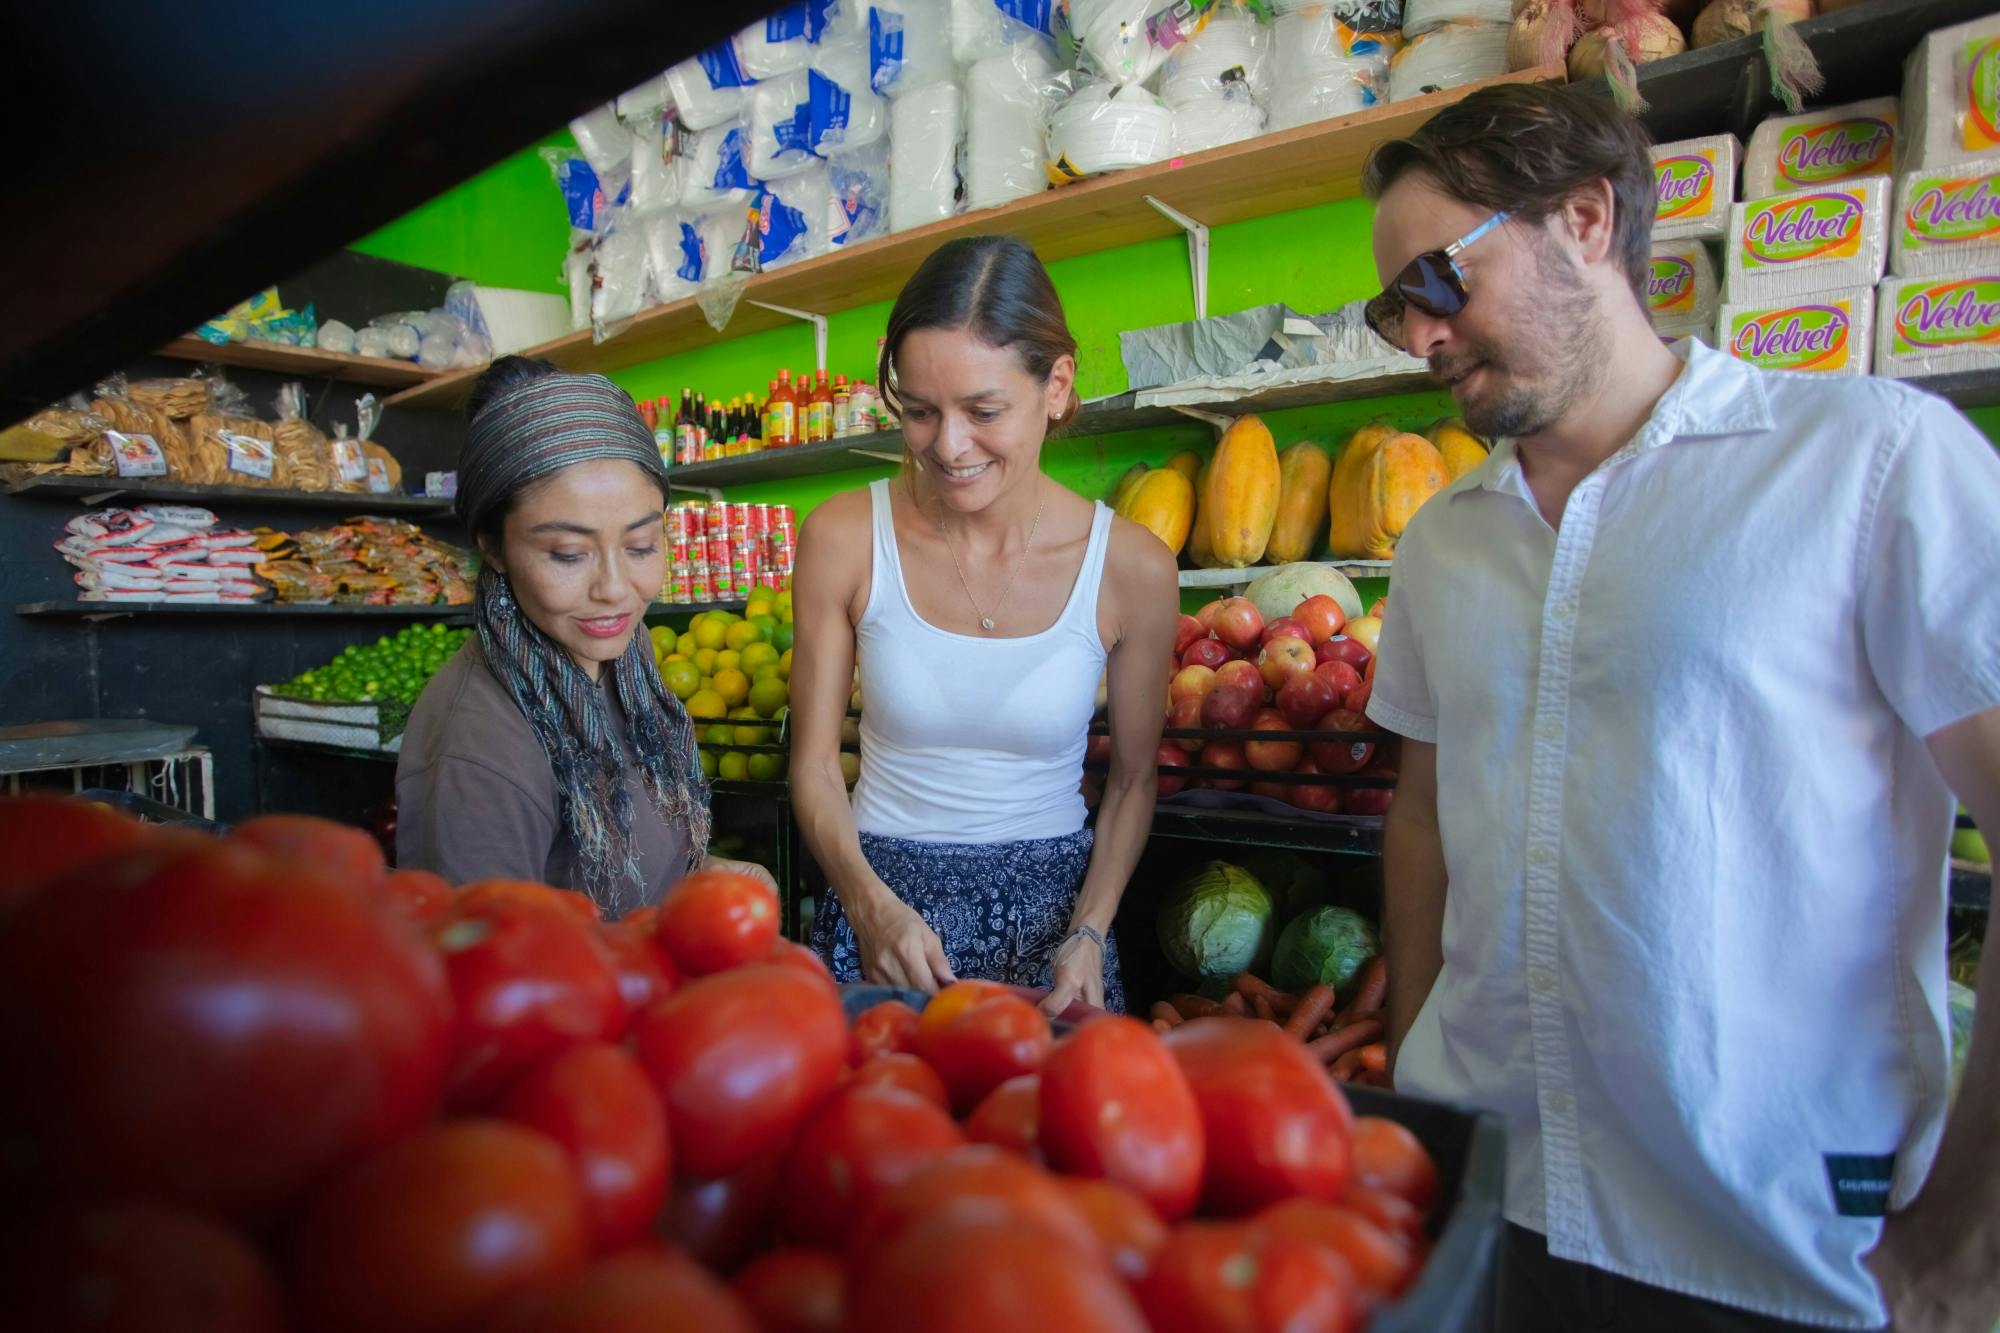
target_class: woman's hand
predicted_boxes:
[700,856,778,895]
[1041,932,1106,1017]
[848,888,956,995]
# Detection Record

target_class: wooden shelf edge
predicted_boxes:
[5,472,454,514]
[159,336,443,389]
[384,68,1565,413]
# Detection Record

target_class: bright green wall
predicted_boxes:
[350,135,574,295]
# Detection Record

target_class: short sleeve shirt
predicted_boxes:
[1367,340,2000,1327]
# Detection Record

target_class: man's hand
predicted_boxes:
[1041,932,1105,1017]
[1866,1192,2000,1333]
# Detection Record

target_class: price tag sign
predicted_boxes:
[222,431,275,480]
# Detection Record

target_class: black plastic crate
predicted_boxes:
[837,984,1504,1332]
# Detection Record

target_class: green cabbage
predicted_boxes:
[1239,848,1331,920]
[1158,861,1275,980]
[1271,906,1379,994]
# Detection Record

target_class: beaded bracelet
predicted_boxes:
[1063,924,1106,952]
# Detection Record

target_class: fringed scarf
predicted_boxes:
[458,373,709,912]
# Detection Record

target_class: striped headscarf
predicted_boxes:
[458,371,709,911]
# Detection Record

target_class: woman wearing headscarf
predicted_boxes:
[396,357,754,914]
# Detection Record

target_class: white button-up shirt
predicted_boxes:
[1367,340,2000,1327]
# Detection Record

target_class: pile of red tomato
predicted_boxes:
[0,797,1441,1333]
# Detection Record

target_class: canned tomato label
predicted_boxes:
[690,567,715,603]
[748,502,770,536]
[669,565,693,603]
[669,539,692,566]
[731,503,754,534]
[702,504,726,535]
[707,537,732,569]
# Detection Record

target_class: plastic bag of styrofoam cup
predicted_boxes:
[738,3,816,79]
[569,103,629,181]
[748,72,821,182]
[643,209,708,301]
[1170,89,1267,155]
[890,79,963,229]
[1159,5,1274,109]
[679,120,760,214]
[965,37,1060,210]
[826,140,891,248]
[1266,9,1396,130]
[951,0,1057,65]
[666,42,754,131]
[861,0,955,96]
[1047,81,1175,184]
[809,35,890,151]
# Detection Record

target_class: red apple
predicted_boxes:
[1260,616,1309,646]
[1181,637,1231,673]
[1166,695,1206,751]
[1199,741,1248,791]
[1313,659,1363,700]
[1308,708,1376,775]
[1344,679,1373,715]
[1343,768,1396,816]
[1277,671,1339,730]
[1214,659,1264,699]
[1209,597,1264,652]
[1244,708,1303,772]
[1249,779,1291,801]
[1195,599,1225,633]
[1201,681,1259,731]
[1257,635,1317,694]
[1317,635,1372,673]
[1170,664,1218,705]
[1174,614,1207,658]
[1155,742,1190,798]
[1368,598,1387,619]
[1293,594,1347,644]
[1288,758,1342,813]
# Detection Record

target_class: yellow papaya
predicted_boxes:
[1187,454,1218,567]
[1109,461,1150,509]
[1165,450,1203,484]
[1116,467,1195,556]
[1265,440,1332,565]
[1427,417,1490,481]
[1327,428,1448,560]
[1203,415,1282,567]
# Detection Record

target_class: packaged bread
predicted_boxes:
[90,379,193,479]
[189,414,288,489]
[272,419,334,491]
[128,377,210,420]
[361,441,403,493]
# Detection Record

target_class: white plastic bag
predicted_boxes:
[738,4,816,79]
[615,73,670,120]
[951,0,1056,64]
[1067,0,1181,87]
[1267,9,1396,130]
[591,209,653,335]
[748,72,821,181]
[809,35,890,150]
[861,0,955,95]
[1170,89,1267,154]
[643,209,708,301]
[965,39,1060,210]
[1159,5,1274,109]
[1387,21,1505,102]
[1047,81,1175,182]
[826,140,891,247]
[679,120,759,214]
[750,168,832,272]
[629,113,688,213]
[1401,0,1507,37]
[569,103,631,180]
[665,43,753,131]
[890,80,964,229]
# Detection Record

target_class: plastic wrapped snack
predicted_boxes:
[1268,9,1397,130]
[127,377,209,420]
[1159,5,1275,109]
[738,4,816,80]
[863,0,955,95]
[91,376,192,479]
[965,39,1060,210]
[748,72,822,182]
[1047,82,1175,183]
[666,43,754,131]
[189,415,287,489]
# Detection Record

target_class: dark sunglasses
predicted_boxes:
[1364,211,1511,353]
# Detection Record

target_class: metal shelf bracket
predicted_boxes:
[745,300,829,373]
[1145,195,1210,321]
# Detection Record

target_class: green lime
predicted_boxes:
[747,753,786,782]
[699,749,719,779]
[717,751,750,782]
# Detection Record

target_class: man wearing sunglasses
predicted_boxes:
[1357,84,2000,1333]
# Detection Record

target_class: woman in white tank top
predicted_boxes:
[790,237,1179,1014]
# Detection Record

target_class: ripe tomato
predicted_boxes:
[1348,1116,1439,1216]
[850,999,922,1064]
[848,1211,1149,1333]
[228,814,386,890]
[0,1201,282,1333]
[856,1146,1097,1263]
[0,838,450,1217]
[632,964,847,1178]
[916,979,1011,1040]
[779,1084,965,1249]
[1039,1016,1204,1220]
[490,1246,755,1333]
[662,1155,782,1273]
[1164,1018,1355,1214]
[618,905,660,931]
[768,936,837,988]
[382,868,454,924]
[598,921,677,1021]
[1136,1221,1361,1333]
[847,1052,951,1109]
[457,878,602,925]
[963,1073,1043,1161]
[1342,1186,1428,1251]
[732,1249,845,1333]
[0,796,151,907]
[497,1043,670,1252]
[1058,1178,1169,1282]
[654,868,779,976]
[292,1120,589,1333]
[432,899,624,1109]
[917,991,1052,1113]
[1253,1199,1416,1304]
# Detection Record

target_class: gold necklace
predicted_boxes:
[937,484,1044,632]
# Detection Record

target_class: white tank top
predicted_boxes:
[849,478,1113,844]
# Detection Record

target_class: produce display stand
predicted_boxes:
[7,472,456,516]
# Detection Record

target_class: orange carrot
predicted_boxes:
[1152,1019,1172,1034]
[1233,973,1299,1017]
[1222,991,1249,1016]
[1172,994,1229,1020]
[1150,1001,1185,1028]
[1307,1017,1384,1064]
[1250,993,1276,1023]
[1357,1043,1388,1073]
[1282,983,1337,1040]
[1329,1048,1366,1082]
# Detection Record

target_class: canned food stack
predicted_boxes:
[663,501,798,605]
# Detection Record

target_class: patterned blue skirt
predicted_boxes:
[812,827,1125,1014]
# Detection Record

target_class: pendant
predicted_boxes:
[981,617,996,630]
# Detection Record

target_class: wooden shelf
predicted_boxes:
[7,473,454,515]
[159,336,441,389]
[384,69,1563,412]
[1179,561,1391,589]
[18,598,743,622]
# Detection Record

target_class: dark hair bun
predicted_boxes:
[465,355,562,424]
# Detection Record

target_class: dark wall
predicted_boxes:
[0,255,469,822]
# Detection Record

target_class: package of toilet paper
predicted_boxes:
[1901,14,2000,170]
[1892,158,2000,277]
[1647,240,1719,332]
[1719,287,1875,376]
[1723,176,1890,305]
[1743,98,1898,199]
[1652,135,1740,242]
[1873,269,2000,378]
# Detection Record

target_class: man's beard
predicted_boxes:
[1436,245,1607,440]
